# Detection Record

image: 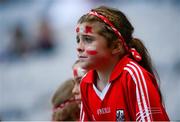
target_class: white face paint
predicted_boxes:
[79,25,85,33]
[86,46,98,55]
[76,24,93,34]
[76,67,86,77]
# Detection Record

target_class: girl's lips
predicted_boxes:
[78,55,88,59]
[74,96,81,104]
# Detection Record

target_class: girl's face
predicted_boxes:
[72,63,87,106]
[72,77,81,101]
[76,22,113,70]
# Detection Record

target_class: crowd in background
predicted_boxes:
[0,0,180,121]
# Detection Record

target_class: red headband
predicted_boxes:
[88,11,142,61]
[52,97,80,112]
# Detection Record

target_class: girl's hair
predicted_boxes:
[51,79,80,121]
[52,79,74,107]
[77,6,162,101]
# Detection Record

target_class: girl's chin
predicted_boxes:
[75,98,81,105]
[81,61,94,68]
[81,63,90,69]
[78,103,81,108]
[76,100,81,105]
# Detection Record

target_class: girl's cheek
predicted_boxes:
[86,46,98,55]
[86,50,98,55]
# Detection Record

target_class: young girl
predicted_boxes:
[72,60,88,107]
[51,78,79,121]
[51,60,87,121]
[76,6,169,121]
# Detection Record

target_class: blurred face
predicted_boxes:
[72,62,87,105]
[76,22,114,70]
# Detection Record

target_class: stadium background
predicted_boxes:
[0,0,180,120]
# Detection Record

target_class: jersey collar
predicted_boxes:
[109,55,131,82]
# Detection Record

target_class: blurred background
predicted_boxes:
[0,0,180,121]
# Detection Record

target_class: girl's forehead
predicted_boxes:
[76,22,103,34]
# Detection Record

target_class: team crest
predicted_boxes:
[116,109,125,121]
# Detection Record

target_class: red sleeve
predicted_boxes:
[124,71,136,120]
[124,61,169,121]
[80,81,95,121]
[79,101,89,121]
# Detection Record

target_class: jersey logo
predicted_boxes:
[97,107,111,115]
[116,109,125,121]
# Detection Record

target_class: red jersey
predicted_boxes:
[80,55,169,121]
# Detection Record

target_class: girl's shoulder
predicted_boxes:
[80,70,95,90]
[123,59,156,87]
[123,58,149,76]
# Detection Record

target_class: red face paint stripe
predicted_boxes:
[86,50,97,55]
[73,69,78,77]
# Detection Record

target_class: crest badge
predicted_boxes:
[116,109,125,121]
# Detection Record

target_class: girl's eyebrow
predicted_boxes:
[76,34,95,42]
[76,34,92,39]
[82,34,95,39]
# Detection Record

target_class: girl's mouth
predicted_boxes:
[78,55,88,60]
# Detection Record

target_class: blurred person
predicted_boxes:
[9,24,29,58]
[36,19,55,52]
[72,60,88,107]
[51,60,87,121]
[51,78,79,121]
[76,6,169,121]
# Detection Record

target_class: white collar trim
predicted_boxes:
[93,83,111,101]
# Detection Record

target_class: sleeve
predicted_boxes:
[80,81,94,121]
[79,101,88,121]
[124,61,169,121]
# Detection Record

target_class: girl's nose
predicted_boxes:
[77,41,84,53]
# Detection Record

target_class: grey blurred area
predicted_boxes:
[0,0,180,121]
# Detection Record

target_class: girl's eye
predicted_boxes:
[77,35,94,44]
[84,37,92,42]
[75,77,81,83]
[76,36,80,43]
[83,36,93,43]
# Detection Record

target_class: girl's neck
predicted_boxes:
[95,56,120,91]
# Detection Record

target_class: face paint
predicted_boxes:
[76,27,80,33]
[73,67,86,78]
[77,67,86,77]
[86,46,98,55]
[76,25,92,34]
[73,68,78,77]
[85,26,92,33]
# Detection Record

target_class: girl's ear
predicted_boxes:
[111,40,124,55]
